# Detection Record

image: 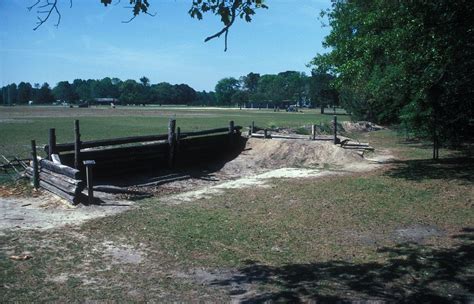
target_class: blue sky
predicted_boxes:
[0,0,331,91]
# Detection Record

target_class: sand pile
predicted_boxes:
[341,121,384,132]
[220,138,364,176]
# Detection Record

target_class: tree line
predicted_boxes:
[214,71,337,111]
[0,77,216,106]
[2,72,338,110]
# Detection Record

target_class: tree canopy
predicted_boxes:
[311,0,474,154]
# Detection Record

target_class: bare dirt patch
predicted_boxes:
[0,191,134,233]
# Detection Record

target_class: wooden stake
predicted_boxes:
[311,124,316,140]
[48,128,56,161]
[168,118,176,168]
[229,120,235,147]
[31,140,39,189]
[83,160,95,204]
[74,120,81,170]
[333,115,339,144]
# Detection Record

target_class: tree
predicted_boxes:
[311,0,474,158]
[7,84,18,105]
[309,72,337,114]
[53,81,78,103]
[173,84,196,104]
[231,90,249,106]
[28,0,268,51]
[35,83,55,104]
[242,72,260,94]
[150,82,175,104]
[17,82,33,104]
[215,77,240,104]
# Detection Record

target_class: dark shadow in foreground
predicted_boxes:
[384,157,473,184]
[211,228,473,303]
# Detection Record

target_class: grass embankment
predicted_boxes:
[0,108,472,301]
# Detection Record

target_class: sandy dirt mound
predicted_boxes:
[220,138,364,177]
[341,121,384,132]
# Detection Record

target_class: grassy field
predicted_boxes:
[0,106,472,302]
[0,105,345,158]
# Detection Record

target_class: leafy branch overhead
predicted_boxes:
[27,0,268,51]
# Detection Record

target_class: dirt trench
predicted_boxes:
[0,135,393,231]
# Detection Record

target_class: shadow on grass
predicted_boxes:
[384,157,473,183]
[211,228,473,303]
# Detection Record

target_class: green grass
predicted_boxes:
[0,107,472,302]
[0,106,344,158]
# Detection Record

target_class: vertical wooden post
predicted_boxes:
[176,127,181,155]
[251,121,255,134]
[168,118,176,168]
[229,120,235,147]
[31,140,39,189]
[311,124,316,140]
[74,120,81,170]
[48,128,56,161]
[264,129,268,139]
[333,115,339,144]
[248,126,252,137]
[83,160,95,204]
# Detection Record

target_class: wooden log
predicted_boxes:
[74,120,81,170]
[40,173,83,195]
[168,118,176,168]
[341,146,374,151]
[342,143,370,147]
[78,142,169,160]
[27,167,83,186]
[45,134,169,153]
[39,181,80,204]
[31,140,39,189]
[45,127,242,153]
[51,153,61,164]
[39,159,81,179]
[48,128,56,160]
[180,126,242,138]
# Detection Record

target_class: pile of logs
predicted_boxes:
[26,141,84,204]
